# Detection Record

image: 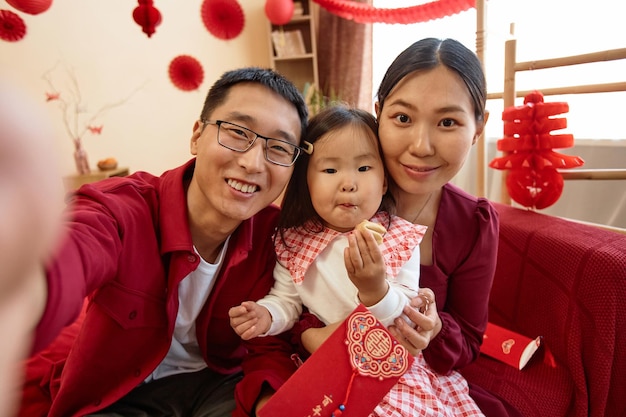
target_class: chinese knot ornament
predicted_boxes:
[489,91,584,209]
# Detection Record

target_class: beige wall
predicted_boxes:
[0,0,270,176]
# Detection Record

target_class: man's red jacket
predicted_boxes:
[19,159,296,417]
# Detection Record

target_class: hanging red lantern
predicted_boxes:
[265,0,294,25]
[133,0,162,38]
[0,9,27,42]
[5,0,52,15]
[201,0,245,40]
[489,91,584,210]
[168,55,204,92]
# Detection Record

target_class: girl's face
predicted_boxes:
[306,124,387,233]
[376,66,485,198]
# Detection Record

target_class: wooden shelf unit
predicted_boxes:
[267,0,319,94]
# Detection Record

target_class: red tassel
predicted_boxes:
[331,369,356,416]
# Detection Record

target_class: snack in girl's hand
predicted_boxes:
[357,219,386,245]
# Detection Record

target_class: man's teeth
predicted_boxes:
[227,179,258,193]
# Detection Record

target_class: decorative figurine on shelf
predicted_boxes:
[489,91,584,209]
[42,62,141,175]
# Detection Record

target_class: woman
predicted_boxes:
[299,38,522,417]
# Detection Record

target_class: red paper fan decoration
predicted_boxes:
[168,55,204,91]
[0,9,26,42]
[201,0,245,40]
[6,0,52,15]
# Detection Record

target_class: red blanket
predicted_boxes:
[462,203,626,417]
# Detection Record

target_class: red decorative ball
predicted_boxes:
[5,0,52,15]
[265,0,294,25]
[201,0,245,40]
[0,9,27,42]
[506,167,564,210]
[168,55,204,92]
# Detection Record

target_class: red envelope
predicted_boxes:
[480,322,543,370]
[259,304,413,417]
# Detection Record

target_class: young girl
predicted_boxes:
[230,104,425,336]
[229,104,485,416]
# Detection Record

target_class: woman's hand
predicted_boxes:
[388,289,442,355]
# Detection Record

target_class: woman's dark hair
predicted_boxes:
[200,67,308,141]
[277,104,395,245]
[376,38,486,123]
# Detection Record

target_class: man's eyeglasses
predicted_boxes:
[202,119,307,167]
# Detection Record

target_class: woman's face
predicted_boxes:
[376,66,484,197]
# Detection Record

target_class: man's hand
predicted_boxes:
[228,301,272,340]
[0,80,62,417]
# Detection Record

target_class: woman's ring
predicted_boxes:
[418,292,433,312]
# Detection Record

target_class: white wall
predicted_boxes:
[0,0,270,176]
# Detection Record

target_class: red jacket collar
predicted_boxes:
[157,158,258,256]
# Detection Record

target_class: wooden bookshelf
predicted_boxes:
[267,0,319,94]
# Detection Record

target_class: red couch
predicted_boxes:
[461,203,626,417]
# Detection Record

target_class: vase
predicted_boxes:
[73,139,90,175]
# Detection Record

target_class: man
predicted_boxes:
[18,67,309,417]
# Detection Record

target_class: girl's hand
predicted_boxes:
[388,289,442,355]
[301,321,341,354]
[228,301,272,340]
[344,227,388,306]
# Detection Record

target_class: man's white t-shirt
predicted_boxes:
[145,238,229,382]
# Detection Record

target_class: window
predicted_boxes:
[372,0,626,140]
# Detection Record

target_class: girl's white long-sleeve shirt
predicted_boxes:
[258,212,427,335]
